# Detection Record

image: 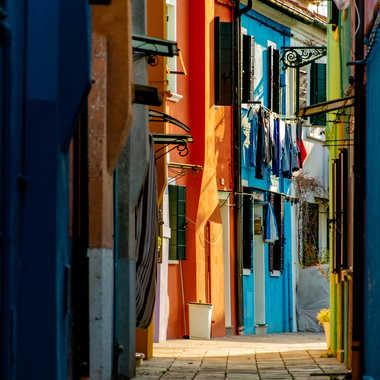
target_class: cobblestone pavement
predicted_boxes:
[135,333,348,380]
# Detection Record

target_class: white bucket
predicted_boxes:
[188,302,213,340]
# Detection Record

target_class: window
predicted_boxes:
[169,185,186,260]
[302,203,319,266]
[310,62,327,126]
[215,17,233,106]
[268,193,284,272]
[243,195,253,269]
[242,34,255,103]
[267,46,281,113]
[166,0,177,96]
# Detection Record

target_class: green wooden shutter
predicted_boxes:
[243,195,253,269]
[215,17,233,106]
[310,63,326,125]
[169,185,178,260]
[177,186,186,260]
[242,34,255,103]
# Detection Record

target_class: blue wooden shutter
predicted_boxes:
[177,186,186,260]
[169,185,178,260]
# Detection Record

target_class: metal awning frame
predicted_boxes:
[151,133,193,161]
[149,109,190,133]
[280,46,327,69]
[296,96,355,118]
[132,34,178,58]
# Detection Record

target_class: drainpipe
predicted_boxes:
[233,0,252,336]
[352,0,365,377]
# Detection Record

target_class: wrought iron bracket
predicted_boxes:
[152,134,193,161]
[280,46,327,69]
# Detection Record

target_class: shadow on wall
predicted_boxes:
[297,264,330,332]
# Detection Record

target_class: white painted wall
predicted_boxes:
[219,192,232,332]
[157,186,171,342]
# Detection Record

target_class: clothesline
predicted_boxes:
[244,102,301,123]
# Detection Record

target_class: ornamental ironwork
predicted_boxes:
[280,46,327,69]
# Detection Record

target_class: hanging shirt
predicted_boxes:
[281,123,292,178]
[264,203,279,243]
[241,111,251,168]
[296,119,307,167]
[272,117,280,176]
[290,122,300,172]
[248,107,258,167]
[255,107,266,179]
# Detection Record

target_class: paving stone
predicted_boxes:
[139,333,344,380]
[136,367,168,376]
[227,375,260,380]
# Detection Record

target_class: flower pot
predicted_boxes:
[322,322,330,349]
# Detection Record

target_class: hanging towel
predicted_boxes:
[264,203,279,243]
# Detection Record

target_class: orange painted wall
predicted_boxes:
[166,0,236,339]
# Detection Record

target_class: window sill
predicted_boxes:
[168,259,179,264]
[270,270,281,277]
[167,92,183,103]
[243,268,251,276]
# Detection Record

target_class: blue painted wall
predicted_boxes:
[0,1,90,379]
[364,38,380,380]
[241,10,294,335]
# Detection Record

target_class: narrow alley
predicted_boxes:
[136,334,348,380]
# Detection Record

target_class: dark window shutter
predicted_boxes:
[270,193,284,272]
[341,149,348,269]
[267,46,273,110]
[243,195,253,269]
[177,186,187,260]
[332,160,337,272]
[268,194,275,272]
[310,63,326,125]
[333,159,342,273]
[273,49,280,114]
[169,185,178,260]
[215,17,233,106]
[279,195,285,271]
[242,34,255,103]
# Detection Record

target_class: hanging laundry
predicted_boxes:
[264,202,279,243]
[255,106,266,179]
[290,122,300,172]
[263,111,272,167]
[280,121,292,178]
[272,117,280,176]
[248,106,258,167]
[241,110,251,168]
[296,119,307,167]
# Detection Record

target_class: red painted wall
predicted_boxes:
[166,0,236,339]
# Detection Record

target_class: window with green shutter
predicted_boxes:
[310,62,326,126]
[169,185,187,260]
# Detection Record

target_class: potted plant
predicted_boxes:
[317,309,330,349]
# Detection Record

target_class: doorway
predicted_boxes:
[254,204,266,332]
